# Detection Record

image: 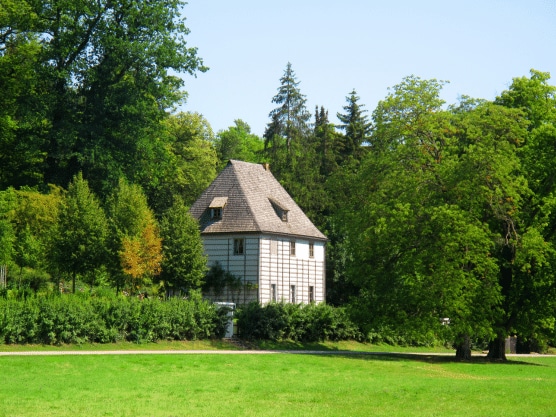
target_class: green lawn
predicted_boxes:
[1,351,555,416]
[0,339,237,352]
[0,339,458,353]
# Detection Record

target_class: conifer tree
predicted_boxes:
[336,89,371,160]
[264,63,311,153]
[314,106,340,177]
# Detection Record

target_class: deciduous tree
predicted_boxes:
[146,112,218,215]
[0,0,206,197]
[119,222,162,294]
[340,77,535,359]
[105,178,161,293]
[51,173,108,293]
[159,198,206,294]
[214,120,264,168]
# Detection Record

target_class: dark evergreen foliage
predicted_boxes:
[336,89,372,160]
[264,62,311,153]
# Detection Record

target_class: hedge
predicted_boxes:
[0,293,228,345]
[236,302,361,342]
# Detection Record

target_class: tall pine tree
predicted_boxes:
[314,106,341,177]
[264,63,311,154]
[336,89,371,161]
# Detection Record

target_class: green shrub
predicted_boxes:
[0,294,226,345]
[0,298,39,344]
[237,302,361,342]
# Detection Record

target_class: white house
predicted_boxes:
[190,160,327,305]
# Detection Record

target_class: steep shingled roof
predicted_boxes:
[190,160,326,240]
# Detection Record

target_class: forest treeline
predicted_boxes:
[1,1,556,359]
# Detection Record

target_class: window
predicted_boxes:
[309,242,314,258]
[309,286,314,303]
[290,241,296,256]
[211,207,222,220]
[269,198,289,222]
[209,197,227,220]
[290,285,296,303]
[271,284,277,302]
[234,238,245,255]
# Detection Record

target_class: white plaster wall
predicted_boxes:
[201,234,325,305]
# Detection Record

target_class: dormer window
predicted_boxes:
[269,198,289,223]
[209,196,228,221]
[211,207,222,220]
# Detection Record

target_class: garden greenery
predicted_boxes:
[236,302,361,342]
[0,292,228,345]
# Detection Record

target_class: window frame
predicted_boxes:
[290,240,296,257]
[233,238,245,256]
[290,285,296,303]
[271,283,277,302]
[211,207,222,220]
[309,242,314,258]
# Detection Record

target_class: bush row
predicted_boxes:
[0,293,228,345]
[236,302,361,342]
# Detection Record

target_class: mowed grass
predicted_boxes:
[1,352,555,417]
[0,339,457,353]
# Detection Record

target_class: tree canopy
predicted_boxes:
[52,173,108,293]
[0,0,206,195]
[2,1,556,358]
[159,198,207,294]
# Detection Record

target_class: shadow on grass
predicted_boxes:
[249,340,547,366]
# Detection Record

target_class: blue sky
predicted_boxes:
[180,0,556,136]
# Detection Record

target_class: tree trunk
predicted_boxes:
[455,334,472,360]
[0,265,6,288]
[487,335,507,361]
